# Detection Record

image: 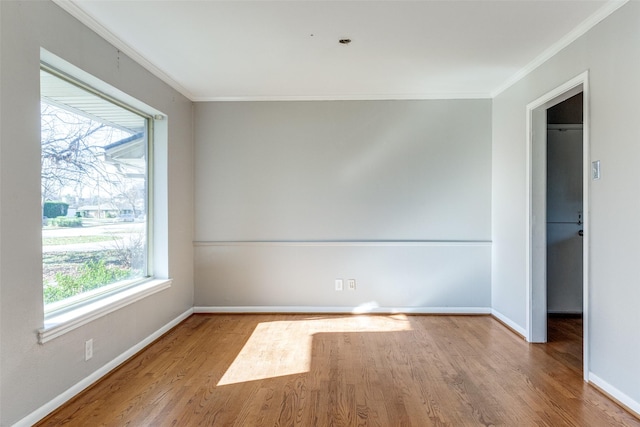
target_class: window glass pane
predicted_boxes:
[41,68,149,310]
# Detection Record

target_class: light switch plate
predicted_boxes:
[592,160,601,180]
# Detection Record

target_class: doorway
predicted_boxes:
[526,72,589,381]
[546,94,584,373]
[546,93,584,318]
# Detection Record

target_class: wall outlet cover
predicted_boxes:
[85,339,93,361]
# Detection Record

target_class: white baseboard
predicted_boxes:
[491,309,527,338]
[588,372,640,418]
[14,308,193,427]
[193,306,492,315]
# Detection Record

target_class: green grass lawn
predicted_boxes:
[42,235,121,246]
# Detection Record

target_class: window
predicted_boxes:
[41,65,152,315]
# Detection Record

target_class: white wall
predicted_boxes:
[194,100,492,310]
[0,2,194,425]
[492,1,640,410]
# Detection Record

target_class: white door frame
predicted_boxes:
[525,71,590,381]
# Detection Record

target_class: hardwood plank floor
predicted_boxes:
[37,314,639,426]
[546,316,584,376]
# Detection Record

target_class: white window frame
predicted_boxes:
[38,53,171,344]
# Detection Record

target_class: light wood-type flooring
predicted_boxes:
[37,314,640,426]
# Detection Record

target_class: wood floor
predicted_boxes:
[37,314,639,426]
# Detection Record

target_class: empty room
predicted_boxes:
[1,0,639,425]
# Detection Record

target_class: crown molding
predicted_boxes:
[52,0,196,101]
[491,0,629,98]
[192,92,491,102]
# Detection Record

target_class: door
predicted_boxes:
[546,125,583,314]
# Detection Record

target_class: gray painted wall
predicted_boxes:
[0,2,194,425]
[194,100,492,309]
[492,1,640,409]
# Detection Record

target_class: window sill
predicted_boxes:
[38,278,172,344]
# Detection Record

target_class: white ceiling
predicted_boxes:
[57,0,621,101]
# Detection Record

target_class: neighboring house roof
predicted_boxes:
[104,132,146,179]
[103,132,145,151]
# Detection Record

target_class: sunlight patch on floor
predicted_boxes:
[217,314,412,386]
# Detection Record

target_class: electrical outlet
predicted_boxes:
[348,279,356,290]
[335,279,343,291]
[85,339,93,361]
